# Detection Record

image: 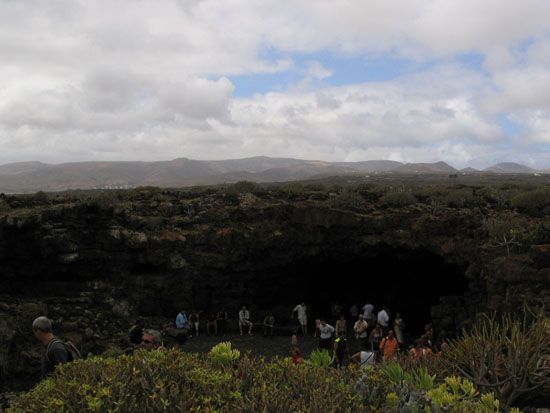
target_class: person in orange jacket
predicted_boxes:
[380,329,399,360]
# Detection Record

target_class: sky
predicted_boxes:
[1,0,549,169]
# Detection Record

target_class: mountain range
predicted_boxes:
[0,157,546,193]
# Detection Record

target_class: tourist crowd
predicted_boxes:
[32,301,445,380]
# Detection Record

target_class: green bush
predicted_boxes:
[208,341,240,366]
[357,362,502,412]
[442,188,482,208]
[511,187,550,217]
[440,308,549,408]
[10,344,512,413]
[378,191,417,208]
[308,349,334,367]
[9,349,364,413]
[227,181,260,195]
[328,190,366,210]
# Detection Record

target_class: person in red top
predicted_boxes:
[290,346,303,365]
[379,330,399,360]
[410,340,433,359]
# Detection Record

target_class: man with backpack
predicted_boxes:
[32,316,79,379]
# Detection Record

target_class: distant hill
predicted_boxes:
[0,157,407,193]
[460,167,479,173]
[0,162,50,175]
[1,156,547,193]
[484,162,534,174]
[395,161,457,174]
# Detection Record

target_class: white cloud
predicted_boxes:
[0,0,549,167]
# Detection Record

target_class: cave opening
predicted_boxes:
[242,246,469,336]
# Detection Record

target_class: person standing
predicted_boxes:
[362,302,375,325]
[335,314,347,337]
[353,314,369,348]
[32,316,69,379]
[369,324,383,352]
[377,307,390,334]
[333,332,349,368]
[292,302,308,336]
[393,313,405,345]
[318,319,335,350]
[380,330,399,360]
[239,306,253,335]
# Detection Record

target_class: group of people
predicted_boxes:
[308,302,443,368]
[32,300,442,380]
[174,309,229,339]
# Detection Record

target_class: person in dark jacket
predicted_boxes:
[32,316,68,379]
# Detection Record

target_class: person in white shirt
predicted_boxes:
[238,306,253,335]
[318,319,335,350]
[377,308,389,333]
[292,302,308,335]
[351,350,376,369]
[362,303,375,324]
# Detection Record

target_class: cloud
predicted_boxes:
[0,0,549,167]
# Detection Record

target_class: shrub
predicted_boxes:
[378,191,417,208]
[328,190,366,210]
[511,187,550,217]
[208,341,240,366]
[442,189,482,208]
[10,344,513,413]
[482,212,539,255]
[308,349,334,367]
[227,181,260,194]
[440,308,550,408]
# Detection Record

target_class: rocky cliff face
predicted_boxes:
[0,187,548,390]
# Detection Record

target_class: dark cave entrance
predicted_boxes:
[242,246,468,336]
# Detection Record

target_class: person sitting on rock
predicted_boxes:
[141,329,164,350]
[379,330,399,360]
[217,310,228,336]
[32,316,68,379]
[263,312,275,336]
[176,310,189,330]
[175,310,190,343]
[189,311,200,337]
[206,313,217,336]
[238,306,253,335]
[292,302,308,336]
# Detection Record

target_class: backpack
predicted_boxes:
[47,338,82,363]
